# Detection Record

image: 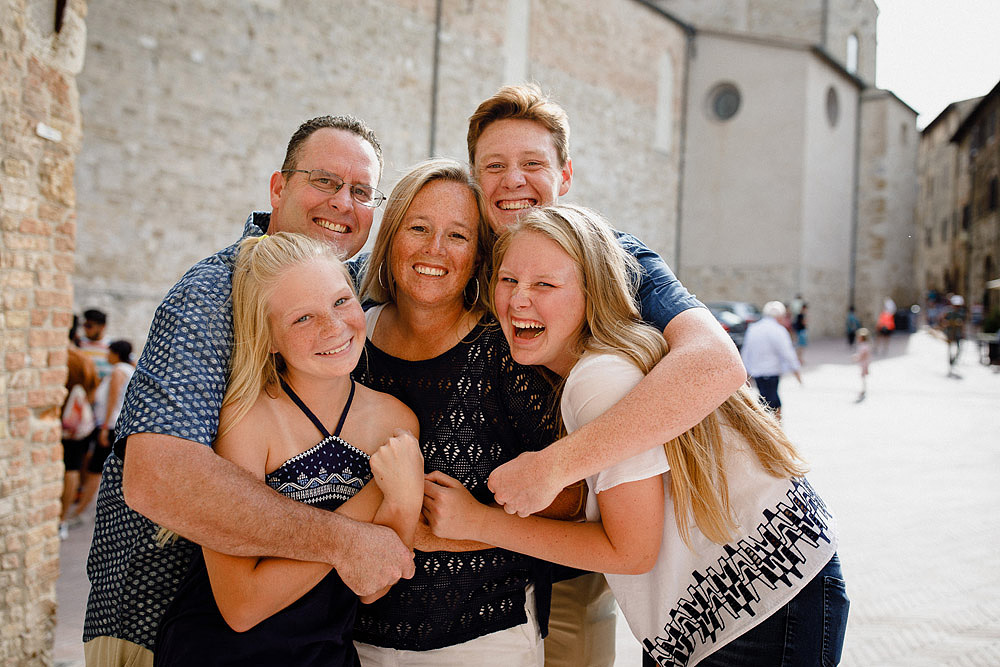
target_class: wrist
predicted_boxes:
[540,443,573,490]
[379,494,422,518]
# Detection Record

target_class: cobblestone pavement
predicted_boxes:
[56,330,1000,666]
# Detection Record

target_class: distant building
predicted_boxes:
[950,81,1000,318]
[916,97,984,302]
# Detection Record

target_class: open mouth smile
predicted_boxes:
[414,264,447,277]
[497,199,536,211]
[314,218,350,234]
[511,318,545,339]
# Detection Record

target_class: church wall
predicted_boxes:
[679,33,809,316]
[855,90,919,329]
[656,0,876,82]
[72,0,688,348]
[825,0,877,83]
[798,58,858,337]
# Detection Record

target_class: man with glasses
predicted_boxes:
[467,85,748,667]
[83,116,413,667]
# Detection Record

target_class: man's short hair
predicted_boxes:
[83,309,107,325]
[281,115,384,174]
[467,83,571,167]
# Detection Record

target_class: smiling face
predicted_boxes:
[389,179,481,310]
[267,258,366,384]
[268,128,380,258]
[494,230,586,376]
[473,119,572,234]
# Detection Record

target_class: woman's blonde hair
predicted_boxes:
[157,231,353,546]
[492,205,807,545]
[360,158,493,312]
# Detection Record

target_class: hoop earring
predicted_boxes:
[465,277,480,306]
[377,263,386,290]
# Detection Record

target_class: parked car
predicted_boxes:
[707,301,763,349]
[708,301,762,326]
[709,305,748,349]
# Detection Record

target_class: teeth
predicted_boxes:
[318,340,351,355]
[315,219,349,233]
[512,319,545,340]
[415,265,447,276]
[498,200,535,211]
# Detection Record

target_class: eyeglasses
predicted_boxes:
[280,169,386,208]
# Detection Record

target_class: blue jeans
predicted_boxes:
[753,375,782,410]
[644,554,849,667]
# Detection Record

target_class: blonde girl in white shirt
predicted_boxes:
[423,205,848,667]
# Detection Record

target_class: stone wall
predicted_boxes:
[73,0,688,349]
[0,0,87,663]
[915,100,980,302]
[954,92,1000,315]
[679,33,860,337]
[855,89,919,329]
[655,0,877,82]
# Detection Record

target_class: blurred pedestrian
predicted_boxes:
[845,306,860,348]
[73,340,136,521]
[853,328,872,402]
[793,303,808,364]
[741,301,802,421]
[941,295,966,378]
[79,308,112,379]
[790,293,805,319]
[61,316,99,539]
[875,307,895,355]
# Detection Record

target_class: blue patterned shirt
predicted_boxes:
[83,212,268,649]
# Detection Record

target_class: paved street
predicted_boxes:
[54,329,1000,666]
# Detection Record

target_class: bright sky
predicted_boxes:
[874,0,1000,128]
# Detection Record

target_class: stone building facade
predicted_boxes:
[655,0,878,81]
[676,30,863,337]
[1,0,88,664]
[951,82,1000,318]
[854,88,919,330]
[915,97,982,303]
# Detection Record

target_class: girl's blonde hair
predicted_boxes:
[492,205,807,545]
[157,231,352,547]
[359,157,493,312]
[223,231,355,435]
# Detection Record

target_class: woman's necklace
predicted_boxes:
[380,303,479,361]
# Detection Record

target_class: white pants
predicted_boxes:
[356,586,543,667]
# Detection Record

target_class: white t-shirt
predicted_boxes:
[92,361,135,429]
[561,351,838,667]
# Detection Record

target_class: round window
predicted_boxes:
[709,83,741,121]
[826,87,839,127]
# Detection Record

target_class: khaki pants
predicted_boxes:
[84,636,154,667]
[543,573,617,667]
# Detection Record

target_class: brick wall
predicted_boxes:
[0,0,87,663]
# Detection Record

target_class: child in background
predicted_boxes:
[853,328,872,401]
